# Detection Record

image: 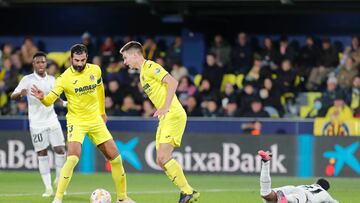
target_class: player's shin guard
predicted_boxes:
[260,160,272,196]
[55,153,66,180]
[55,155,79,199]
[164,159,193,195]
[38,155,52,189]
[110,155,127,200]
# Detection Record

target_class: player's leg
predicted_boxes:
[91,121,134,203]
[49,123,66,187]
[284,187,307,203]
[53,124,85,203]
[30,127,53,197]
[258,150,278,202]
[157,113,199,203]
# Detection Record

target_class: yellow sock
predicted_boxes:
[55,155,79,199]
[110,155,127,200]
[164,159,193,194]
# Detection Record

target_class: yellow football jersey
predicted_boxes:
[140,60,183,112]
[41,63,105,123]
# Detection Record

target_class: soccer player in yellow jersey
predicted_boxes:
[120,41,200,203]
[31,44,135,203]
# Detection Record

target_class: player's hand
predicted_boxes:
[101,114,108,123]
[153,107,169,118]
[20,89,27,97]
[30,85,44,100]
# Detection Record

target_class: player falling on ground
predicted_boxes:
[31,44,135,203]
[258,150,339,203]
[11,52,66,197]
[120,41,200,203]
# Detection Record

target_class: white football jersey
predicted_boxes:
[297,184,339,203]
[12,72,60,129]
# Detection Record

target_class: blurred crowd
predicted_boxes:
[1,32,360,120]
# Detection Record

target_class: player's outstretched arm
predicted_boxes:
[153,74,178,117]
[11,89,27,101]
[31,85,58,106]
[96,80,107,123]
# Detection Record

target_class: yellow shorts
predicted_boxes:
[156,110,187,149]
[67,117,113,146]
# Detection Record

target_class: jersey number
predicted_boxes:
[32,133,43,143]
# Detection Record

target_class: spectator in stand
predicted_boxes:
[142,36,159,60]
[276,59,298,94]
[15,97,28,116]
[297,36,320,79]
[176,76,196,106]
[105,96,117,116]
[325,92,353,121]
[185,96,203,117]
[231,32,253,74]
[81,32,97,62]
[1,43,13,63]
[261,36,279,69]
[155,57,168,71]
[105,56,122,82]
[117,95,141,116]
[21,37,38,74]
[106,79,125,108]
[209,34,232,70]
[350,35,360,54]
[307,37,339,91]
[171,62,188,81]
[142,99,156,118]
[245,54,263,84]
[47,63,59,77]
[166,36,183,68]
[195,79,220,108]
[221,83,238,110]
[202,53,224,90]
[347,76,360,117]
[92,56,102,67]
[278,36,296,64]
[202,99,221,117]
[241,99,269,118]
[238,81,259,115]
[100,36,117,58]
[222,99,240,117]
[1,57,19,94]
[336,57,358,89]
[317,77,342,117]
[259,78,284,116]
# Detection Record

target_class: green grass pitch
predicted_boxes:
[0,172,358,203]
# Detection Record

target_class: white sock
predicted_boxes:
[260,161,271,196]
[55,153,66,180]
[38,155,52,189]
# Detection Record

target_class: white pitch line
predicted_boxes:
[0,188,253,197]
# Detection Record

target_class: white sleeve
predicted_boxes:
[12,77,28,95]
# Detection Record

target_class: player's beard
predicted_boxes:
[74,64,86,72]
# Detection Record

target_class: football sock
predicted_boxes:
[260,160,272,196]
[110,155,127,200]
[38,155,52,189]
[55,152,66,181]
[164,159,193,195]
[55,155,79,199]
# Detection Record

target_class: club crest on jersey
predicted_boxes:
[90,75,95,81]
[155,68,161,75]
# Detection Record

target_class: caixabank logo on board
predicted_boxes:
[323,142,360,177]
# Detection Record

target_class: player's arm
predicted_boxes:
[95,66,107,122]
[153,74,178,117]
[11,77,28,101]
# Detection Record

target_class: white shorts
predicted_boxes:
[30,122,65,152]
[271,186,307,203]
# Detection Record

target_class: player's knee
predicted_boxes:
[156,154,170,167]
[261,191,276,202]
[37,149,48,156]
[54,146,66,154]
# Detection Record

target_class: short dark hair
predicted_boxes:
[119,41,143,54]
[316,178,330,191]
[70,44,88,57]
[32,51,47,60]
